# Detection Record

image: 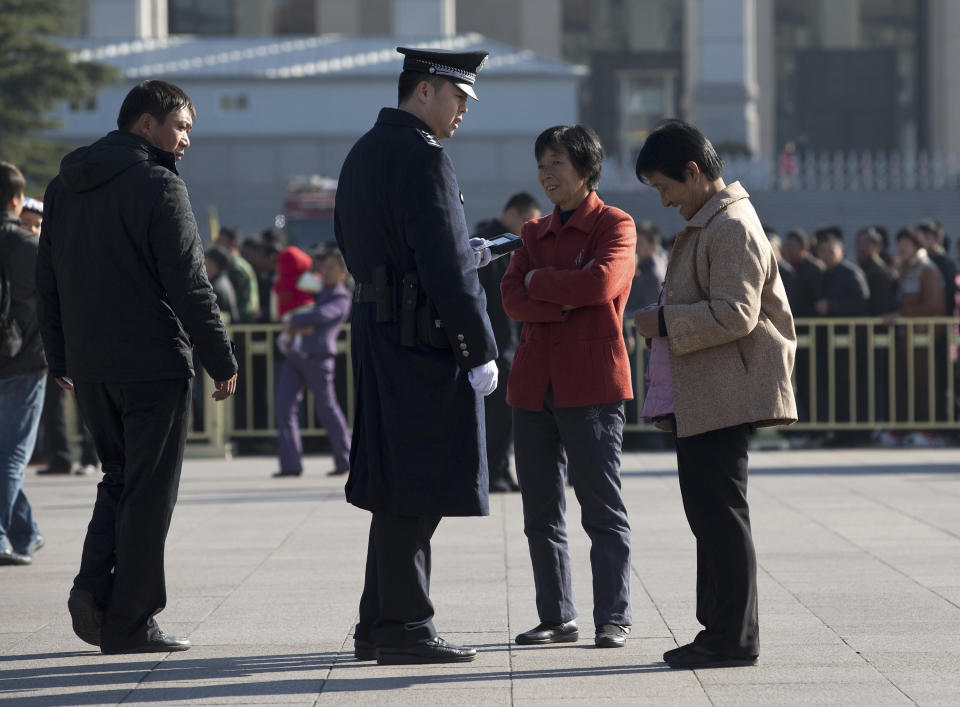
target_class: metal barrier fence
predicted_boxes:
[63,316,960,456]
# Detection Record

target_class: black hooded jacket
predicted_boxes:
[36,131,237,383]
[0,213,46,379]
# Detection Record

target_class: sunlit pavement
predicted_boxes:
[2,447,958,705]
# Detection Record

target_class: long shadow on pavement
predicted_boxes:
[1,648,672,704]
[623,463,960,477]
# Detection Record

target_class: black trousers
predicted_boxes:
[485,357,514,489]
[513,390,631,627]
[39,374,98,470]
[73,378,192,651]
[674,423,758,657]
[356,512,442,648]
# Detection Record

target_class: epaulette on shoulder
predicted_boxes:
[416,129,442,148]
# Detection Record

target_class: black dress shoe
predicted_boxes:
[377,636,477,664]
[327,467,350,477]
[101,632,191,654]
[271,471,302,478]
[515,621,578,645]
[67,588,102,646]
[595,624,630,648]
[664,643,757,669]
[354,637,376,661]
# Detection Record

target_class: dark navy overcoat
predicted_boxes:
[335,108,498,516]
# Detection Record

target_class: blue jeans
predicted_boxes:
[0,370,45,552]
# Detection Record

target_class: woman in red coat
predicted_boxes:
[501,125,637,649]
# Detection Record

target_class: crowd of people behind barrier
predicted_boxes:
[626,215,960,448]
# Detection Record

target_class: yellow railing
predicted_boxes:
[65,316,960,456]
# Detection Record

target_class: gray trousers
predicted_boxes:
[513,389,632,627]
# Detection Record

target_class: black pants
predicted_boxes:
[485,357,514,489]
[73,378,192,651]
[513,390,631,627]
[39,374,98,470]
[356,512,442,648]
[674,423,758,657]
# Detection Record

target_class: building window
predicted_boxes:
[774,0,926,154]
[219,94,249,111]
[169,0,235,35]
[69,97,97,112]
[273,0,316,34]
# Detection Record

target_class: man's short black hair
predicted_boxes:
[117,79,196,132]
[397,70,448,106]
[503,192,539,215]
[897,227,922,249]
[816,229,844,247]
[218,226,240,246]
[260,226,285,248]
[634,119,723,183]
[534,125,604,191]
[815,225,843,242]
[0,161,25,211]
[785,228,810,249]
[857,226,883,246]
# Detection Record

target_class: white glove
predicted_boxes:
[468,360,498,396]
[470,237,492,268]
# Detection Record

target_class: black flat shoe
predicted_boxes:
[271,471,302,478]
[67,588,102,646]
[354,637,376,661]
[515,621,578,645]
[664,643,757,669]
[377,637,476,664]
[327,467,350,477]
[595,624,630,648]
[101,632,191,654]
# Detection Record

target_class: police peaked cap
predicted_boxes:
[397,46,489,101]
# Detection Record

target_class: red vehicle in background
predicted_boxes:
[279,175,338,249]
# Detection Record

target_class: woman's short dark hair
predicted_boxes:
[397,71,447,106]
[634,119,723,183]
[117,80,196,131]
[534,125,604,191]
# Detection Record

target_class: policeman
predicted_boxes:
[335,46,499,665]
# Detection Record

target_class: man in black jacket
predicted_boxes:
[36,80,238,655]
[0,162,47,566]
[474,192,540,492]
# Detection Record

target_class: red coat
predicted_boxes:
[501,191,636,410]
[274,246,315,317]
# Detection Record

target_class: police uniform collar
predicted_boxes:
[397,46,488,101]
[537,190,605,239]
[376,107,431,132]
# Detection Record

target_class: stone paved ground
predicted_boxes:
[2,447,958,705]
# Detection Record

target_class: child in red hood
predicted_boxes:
[273,246,315,317]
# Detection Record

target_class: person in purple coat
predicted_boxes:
[273,248,352,477]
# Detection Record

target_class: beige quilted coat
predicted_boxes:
[661,182,798,437]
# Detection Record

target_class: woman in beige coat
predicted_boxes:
[633,120,797,670]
